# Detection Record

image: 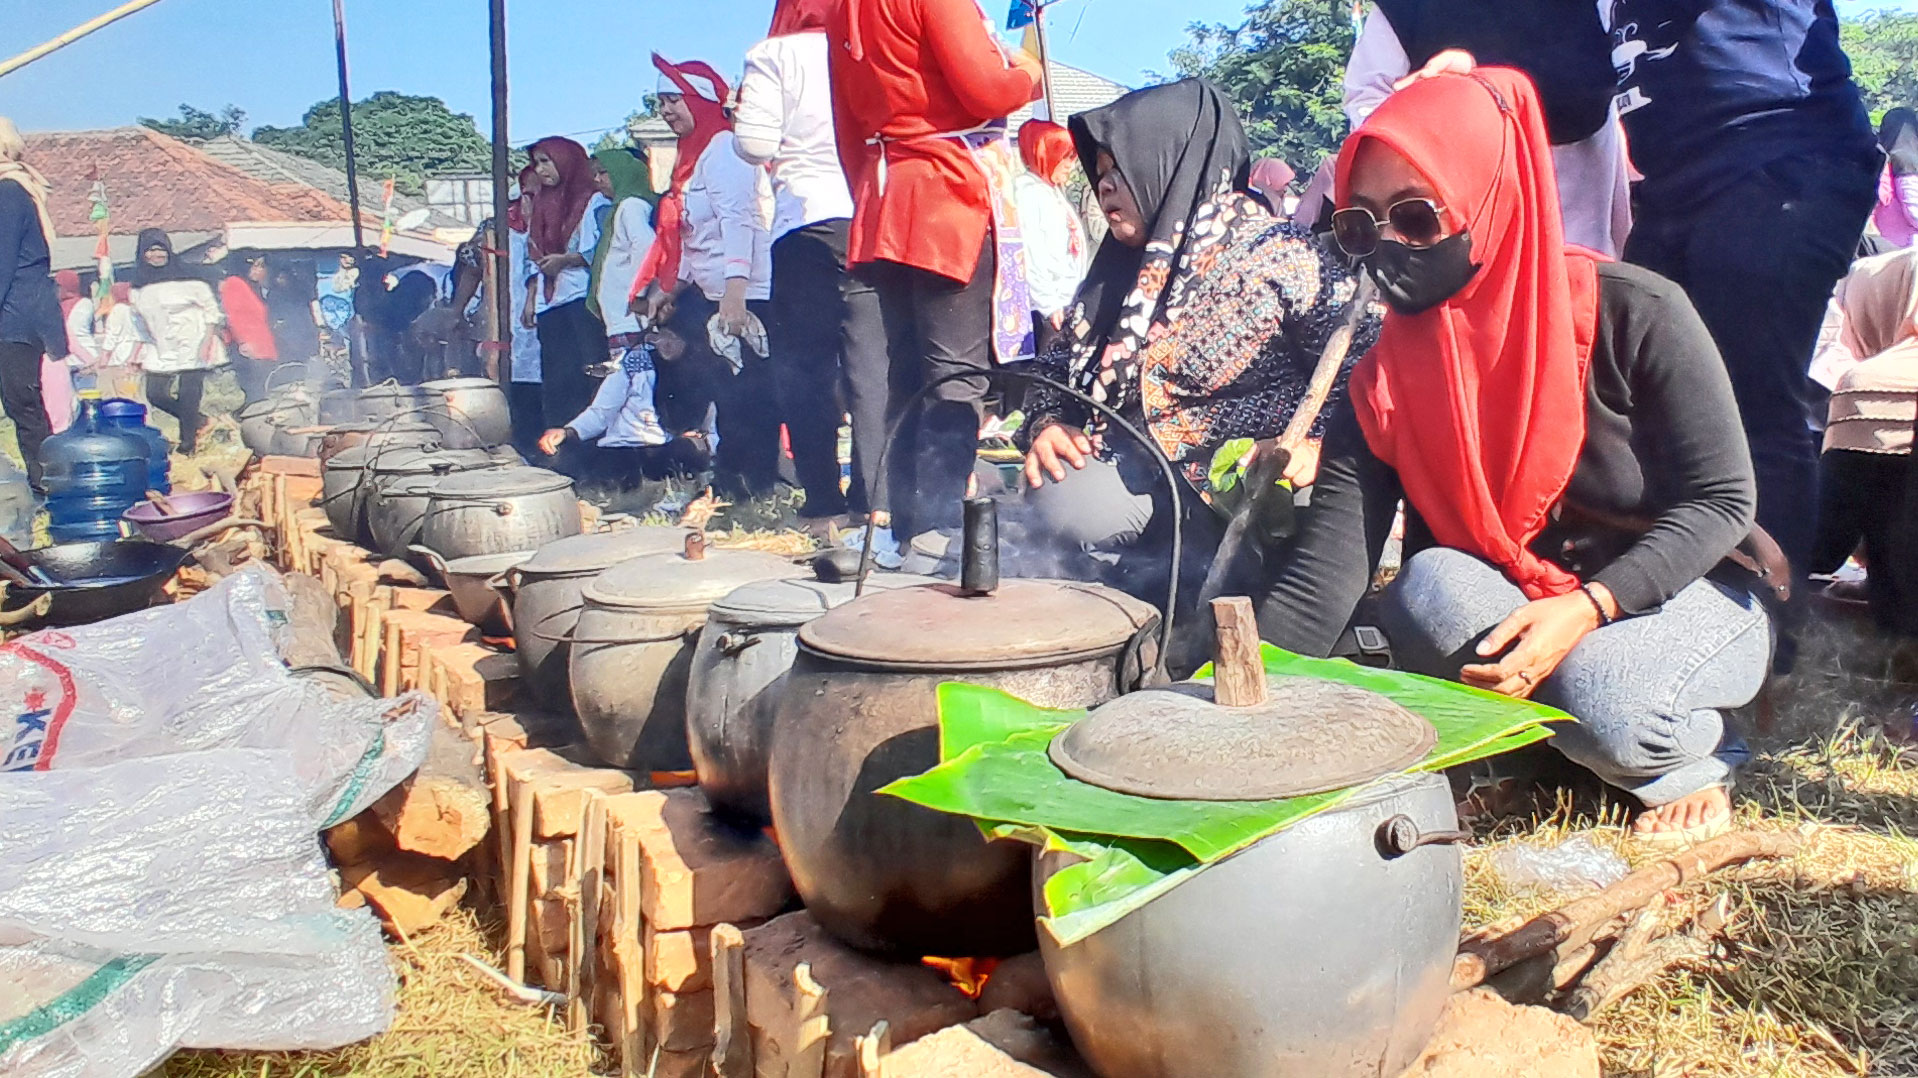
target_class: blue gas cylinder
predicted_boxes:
[98,398,171,496]
[42,394,151,543]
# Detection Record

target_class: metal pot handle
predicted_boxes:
[715,631,762,657]
[263,361,310,394]
[853,368,1182,688]
[524,603,585,643]
[1376,816,1472,859]
[408,544,452,586]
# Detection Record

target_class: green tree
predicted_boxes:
[140,103,248,140]
[591,98,662,154]
[252,92,493,197]
[1166,0,1357,169]
[1843,10,1918,119]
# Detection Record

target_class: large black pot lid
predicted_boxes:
[709,573,937,628]
[798,579,1157,668]
[582,544,802,612]
[1049,676,1437,801]
[428,465,573,498]
[520,526,691,577]
[372,446,497,477]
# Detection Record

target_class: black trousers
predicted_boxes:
[507,380,545,457]
[232,356,275,405]
[1814,448,1918,635]
[859,238,997,536]
[535,299,608,432]
[673,290,782,501]
[146,370,208,454]
[0,341,51,487]
[559,436,710,492]
[1626,153,1878,575]
[768,219,882,520]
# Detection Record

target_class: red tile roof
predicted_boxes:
[22,126,358,239]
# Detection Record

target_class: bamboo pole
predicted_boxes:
[0,0,169,80]
[487,0,515,387]
[331,0,365,252]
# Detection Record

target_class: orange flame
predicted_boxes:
[649,770,698,789]
[922,956,1000,999]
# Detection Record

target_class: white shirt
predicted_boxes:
[1012,173,1088,319]
[734,32,857,240]
[95,301,152,369]
[566,347,720,449]
[1343,7,1633,258]
[510,229,542,383]
[64,297,98,366]
[535,191,611,315]
[598,198,658,337]
[131,278,227,374]
[681,133,773,303]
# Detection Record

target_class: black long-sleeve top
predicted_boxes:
[0,179,65,355]
[1258,262,1757,657]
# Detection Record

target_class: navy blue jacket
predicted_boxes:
[0,179,65,355]
[1610,0,1877,205]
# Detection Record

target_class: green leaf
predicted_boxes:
[934,682,1081,762]
[1207,437,1256,493]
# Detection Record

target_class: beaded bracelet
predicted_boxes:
[1581,583,1614,627]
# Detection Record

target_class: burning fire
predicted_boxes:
[922,956,1000,999]
[649,770,698,788]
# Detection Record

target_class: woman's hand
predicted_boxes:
[1024,423,1094,487]
[1460,584,1617,698]
[1394,48,1476,91]
[717,280,751,337]
[520,292,538,331]
[535,252,580,278]
[632,284,675,326]
[1281,439,1322,488]
[537,428,569,457]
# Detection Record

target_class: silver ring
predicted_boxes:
[1517,671,1535,686]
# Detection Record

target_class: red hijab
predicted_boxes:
[527,136,596,283]
[55,270,82,318]
[1018,120,1075,186]
[632,55,734,299]
[1336,68,1604,601]
[769,0,837,35]
[507,164,538,234]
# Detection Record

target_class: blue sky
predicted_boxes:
[2,0,1914,142]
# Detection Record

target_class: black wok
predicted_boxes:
[2,540,190,627]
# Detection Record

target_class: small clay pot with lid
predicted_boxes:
[767,500,1162,958]
[566,534,805,771]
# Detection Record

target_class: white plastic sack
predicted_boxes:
[0,751,396,1077]
[0,566,437,1076]
[0,565,433,826]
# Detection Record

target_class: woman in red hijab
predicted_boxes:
[525,135,611,434]
[1012,119,1087,346]
[1260,69,1767,846]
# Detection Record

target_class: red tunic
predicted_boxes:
[220,277,278,361]
[828,0,1038,283]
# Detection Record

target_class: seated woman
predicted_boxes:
[1020,79,1378,608]
[538,318,720,491]
[1258,69,1768,845]
[1808,247,1918,632]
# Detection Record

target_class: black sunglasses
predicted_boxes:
[1330,198,1448,258]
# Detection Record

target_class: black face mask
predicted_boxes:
[1364,232,1480,316]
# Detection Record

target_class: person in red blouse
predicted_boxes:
[827,0,1041,550]
[219,251,279,404]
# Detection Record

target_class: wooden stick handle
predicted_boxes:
[1210,597,1267,707]
[1278,276,1376,453]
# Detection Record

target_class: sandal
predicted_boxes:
[1630,784,1734,852]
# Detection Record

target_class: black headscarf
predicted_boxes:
[130,228,205,286]
[1882,108,1918,176]
[1056,79,1255,406]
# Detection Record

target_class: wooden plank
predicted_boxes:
[576,790,608,1038]
[615,821,646,1077]
[371,720,491,861]
[712,923,751,1078]
[791,963,830,1078]
[258,454,323,477]
[506,772,536,983]
[1209,596,1267,707]
[855,1021,891,1078]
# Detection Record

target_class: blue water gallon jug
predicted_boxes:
[98,398,172,495]
[43,394,151,544]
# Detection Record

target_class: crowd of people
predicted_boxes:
[2,0,1915,844]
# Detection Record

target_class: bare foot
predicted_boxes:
[1632,785,1731,836]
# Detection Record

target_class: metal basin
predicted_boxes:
[1,540,190,627]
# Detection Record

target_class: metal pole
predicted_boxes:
[0,0,169,80]
[488,0,514,385]
[1034,0,1056,123]
[332,0,365,251]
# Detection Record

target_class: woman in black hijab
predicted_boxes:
[129,229,228,453]
[1019,79,1378,612]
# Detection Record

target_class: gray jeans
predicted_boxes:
[1379,548,1771,806]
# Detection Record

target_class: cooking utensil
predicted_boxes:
[122,491,237,543]
[419,466,582,561]
[1196,277,1376,605]
[0,539,190,626]
[412,546,532,637]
